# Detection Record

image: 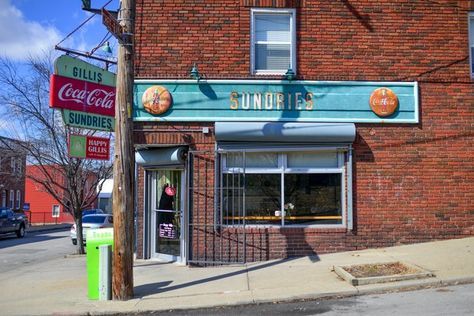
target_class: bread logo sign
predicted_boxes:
[142,86,172,115]
[369,87,399,117]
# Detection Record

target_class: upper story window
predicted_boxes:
[1,190,6,208]
[9,190,14,208]
[10,157,15,174]
[469,12,474,78]
[15,190,20,209]
[16,158,22,174]
[251,8,296,75]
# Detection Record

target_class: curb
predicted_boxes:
[106,277,474,316]
[27,225,71,233]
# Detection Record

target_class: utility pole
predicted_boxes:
[112,0,135,300]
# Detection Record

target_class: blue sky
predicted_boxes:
[0,0,119,61]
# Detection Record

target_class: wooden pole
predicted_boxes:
[112,0,135,300]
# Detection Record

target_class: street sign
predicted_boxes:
[102,8,124,42]
[54,55,116,87]
[23,203,30,211]
[69,134,110,160]
[62,110,115,131]
[50,74,115,117]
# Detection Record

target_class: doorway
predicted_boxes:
[150,169,185,263]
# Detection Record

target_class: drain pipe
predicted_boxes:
[347,146,353,231]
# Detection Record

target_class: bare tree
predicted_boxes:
[0,53,113,254]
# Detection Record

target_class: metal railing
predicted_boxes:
[24,211,74,226]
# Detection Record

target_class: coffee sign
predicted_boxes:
[50,74,115,117]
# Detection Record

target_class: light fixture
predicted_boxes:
[285,67,296,81]
[189,63,201,80]
[101,41,112,54]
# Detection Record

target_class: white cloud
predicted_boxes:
[0,0,62,61]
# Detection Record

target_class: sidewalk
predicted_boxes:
[2,237,473,316]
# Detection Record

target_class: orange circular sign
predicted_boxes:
[369,88,399,117]
[142,86,172,115]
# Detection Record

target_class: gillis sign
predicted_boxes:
[50,74,115,117]
[69,134,110,160]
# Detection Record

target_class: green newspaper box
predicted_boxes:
[86,228,113,300]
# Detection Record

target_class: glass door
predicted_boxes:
[151,169,184,262]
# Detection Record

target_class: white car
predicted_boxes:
[70,214,113,245]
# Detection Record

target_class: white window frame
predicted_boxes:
[15,190,20,209]
[52,205,60,218]
[250,8,297,75]
[469,12,474,78]
[16,158,22,174]
[1,190,6,208]
[222,151,347,228]
[11,158,15,174]
[9,190,14,208]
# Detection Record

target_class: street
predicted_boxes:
[129,284,474,316]
[0,229,473,316]
[0,228,74,274]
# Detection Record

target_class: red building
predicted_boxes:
[132,0,474,264]
[25,165,73,225]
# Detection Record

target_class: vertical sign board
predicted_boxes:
[69,135,110,161]
[51,55,116,131]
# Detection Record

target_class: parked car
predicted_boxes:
[70,214,113,245]
[81,209,104,217]
[0,208,28,238]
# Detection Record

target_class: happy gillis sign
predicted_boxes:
[69,134,110,160]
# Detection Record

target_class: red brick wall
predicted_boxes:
[134,0,474,261]
[25,166,73,225]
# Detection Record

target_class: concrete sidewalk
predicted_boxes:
[2,237,473,316]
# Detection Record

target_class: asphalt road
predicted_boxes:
[0,228,74,274]
[125,283,474,316]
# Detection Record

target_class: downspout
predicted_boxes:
[347,146,353,231]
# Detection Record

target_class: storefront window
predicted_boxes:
[284,174,341,225]
[221,151,345,227]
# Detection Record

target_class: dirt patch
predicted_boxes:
[342,262,419,278]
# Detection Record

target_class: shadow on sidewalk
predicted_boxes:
[134,255,320,298]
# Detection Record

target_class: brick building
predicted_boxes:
[0,137,26,212]
[25,165,74,225]
[132,1,474,264]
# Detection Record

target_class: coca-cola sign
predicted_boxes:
[50,74,115,117]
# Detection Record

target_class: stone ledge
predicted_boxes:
[333,262,435,286]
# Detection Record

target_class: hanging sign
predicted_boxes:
[69,134,110,160]
[52,55,116,130]
[50,74,115,117]
[102,8,124,42]
[62,110,115,131]
[54,55,116,87]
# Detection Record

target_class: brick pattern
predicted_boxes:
[240,0,300,7]
[134,0,474,261]
[0,149,25,210]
